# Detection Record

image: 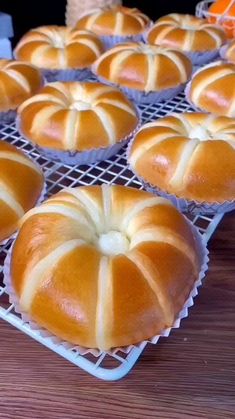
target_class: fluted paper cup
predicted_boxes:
[0,110,16,124]
[92,66,186,104]
[16,112,141,166]
[42,67,91,83]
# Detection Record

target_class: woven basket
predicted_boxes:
[66,0,122,27]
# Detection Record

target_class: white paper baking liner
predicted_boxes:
[42,67,91,83]
[0,110,17,124]
[37,139,130,165]
[185,48,220,65]
[100,32,146,49]
[0,178,47,247]
[139,177,235,215]
[92,69,186,104]
[16,110,141,166]
[3,214,209,357]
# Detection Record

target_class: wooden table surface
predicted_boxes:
[0,213,234,419]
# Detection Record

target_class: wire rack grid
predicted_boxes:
[0,86,224,381]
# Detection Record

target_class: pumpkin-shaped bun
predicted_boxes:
[18,81,139,152]
[128,112,235,203]
[0,141,44,243]
[94,43,192,93]
[186,61,235,117]
[147,14,226,54]
[15,26,104,70]
[11,185,201,350]
[221,39,235,62]
[75,6,150,37]
[0,59,43,112]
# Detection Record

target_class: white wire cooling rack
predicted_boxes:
[0,87,224,381]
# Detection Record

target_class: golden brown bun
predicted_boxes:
[94,43,192,92]
[222,40,235,63]
[147,14,226,52]
[128,112,235,203]
[11,185,201,350]
[75,6,150,36]
[0,60,43,112]
[187,62,235,116]
[0,141,44,242]
[14,26,104,70]
[18,81,139,151]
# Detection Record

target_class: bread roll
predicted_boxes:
[0,141,44,243]
[147,14,226,53]
[14,26,104,70]
[221,40,235,62]
[128,112,235,203]
[66,0,121,27]
[187,61,235,116]
[75,6,150,36]
[0,59,43,112]
[11,185,201,350]
[18,81,139,151]
[93,43,192,92]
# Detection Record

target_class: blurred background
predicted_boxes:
[0,0,199,45]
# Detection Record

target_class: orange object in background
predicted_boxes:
[208,0,235,38]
